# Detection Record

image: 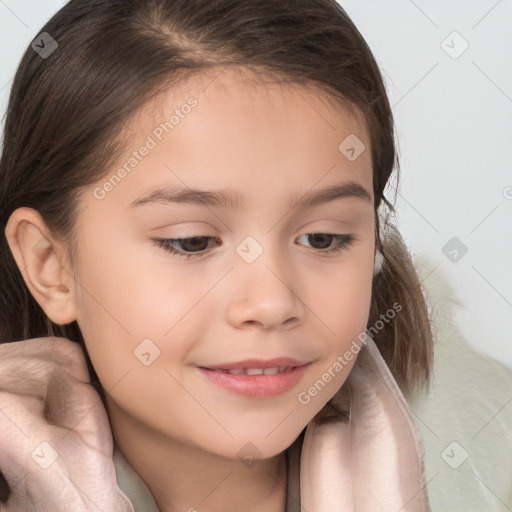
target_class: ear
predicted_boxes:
[4,207,78,325]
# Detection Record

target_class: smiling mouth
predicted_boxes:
[205,366,295,375]
[197,363,311,398]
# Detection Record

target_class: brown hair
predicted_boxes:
[0,0,433,405]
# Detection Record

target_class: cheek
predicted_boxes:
[307,255,374,338]
[72,243,195,389]
[73,241,228,407]
[72,255,196,431]
[301,257,373,393]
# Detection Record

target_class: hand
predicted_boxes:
[0,337,134,512]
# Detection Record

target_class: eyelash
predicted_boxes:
[152,233,356,260]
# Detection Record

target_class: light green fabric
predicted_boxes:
[113,443,160,512]
[406,255,512,511]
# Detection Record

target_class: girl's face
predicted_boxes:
[70,67,376,460]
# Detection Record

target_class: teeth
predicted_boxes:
[225,368,245,375]
[221,366,290,375]
[243,368,261,375]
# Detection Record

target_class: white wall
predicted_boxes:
[1,0,511,369]
[341,0,512,370]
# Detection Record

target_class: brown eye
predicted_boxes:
[152,236,219,259]
[296,233,355,253]
[178,237,210,252]
[306,233,334,249]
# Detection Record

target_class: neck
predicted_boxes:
[107,397,289,512]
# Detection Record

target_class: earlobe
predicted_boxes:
[4,207,78,325]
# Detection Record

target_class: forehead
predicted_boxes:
[126,65,370,150]
[97,65,374,207]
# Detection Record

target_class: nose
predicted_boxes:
[225,244,305,330]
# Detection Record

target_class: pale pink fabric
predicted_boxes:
[298,335,430,511]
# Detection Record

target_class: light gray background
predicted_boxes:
[1,1,511,369]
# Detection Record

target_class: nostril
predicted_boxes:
[243,320,259,328]
[283,317,299,328]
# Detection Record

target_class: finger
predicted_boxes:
[44,371,113,456]
[0,390,83,509]
[0,337,91,382]
[0,392,40,496]
[0,392,44,442]
[0,338,91,399]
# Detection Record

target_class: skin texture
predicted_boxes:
[6,66,376,512]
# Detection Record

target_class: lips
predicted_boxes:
[213,366,291,376]
[196,357,312,397]
[199,357,309,371]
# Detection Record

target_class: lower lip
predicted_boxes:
[197,364,311,398]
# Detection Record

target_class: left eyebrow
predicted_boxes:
[129,180,372,210]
